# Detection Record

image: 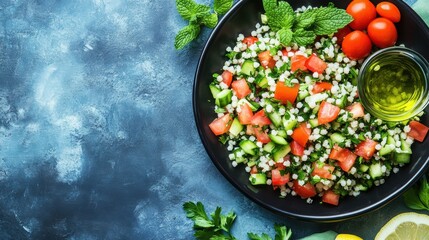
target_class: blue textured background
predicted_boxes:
[0,0,425,239]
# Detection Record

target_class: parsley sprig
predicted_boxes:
[183,201,292,240]
[262,0,353,46]
[175,0,234,50]
[404,175,429,211]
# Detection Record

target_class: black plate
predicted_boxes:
[193,0,429,222]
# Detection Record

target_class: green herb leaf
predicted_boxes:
[183,201,210,220]
[274,224,292,240]
[418,176,429,208]
[294,10,316,29]
[263,0,295,31]
[248,232,273,240]
[176,0,198,20]
[403,186,429,210]
[174,23,201,50]
[292,29,316,47]
[214,0,233,15]
[277,28,293,46]
[221,211,236,233]
[201,13,219,28]
[312,7,353,35]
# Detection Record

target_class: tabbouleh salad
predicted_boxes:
[207,3,428,206]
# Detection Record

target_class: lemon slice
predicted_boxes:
[335,233,363,240]
[375,212,429,240]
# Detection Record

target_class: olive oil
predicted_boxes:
[358,47,429,121]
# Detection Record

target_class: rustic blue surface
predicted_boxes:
[0,0,425,239]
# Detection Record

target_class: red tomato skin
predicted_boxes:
[258,50,276,69]
[209,114,232,136]
[231,79,251,99]
[238,103,253,125]
[312,82,333,94]
[322,190,340,206]
[346,102,365,118]
[290,54,308,72]
[312,163,334,179]
[334,26,352,45]
[242,36,258,46]
[305,54,327,74]
[376,2,401,23]
[355,139,378,160]
[254,127,271,144]
[290,140,305,156]
[250,109,272,127]
[221,70,233,87]
[293,181,317,199]
[346,0,377,30]
[291,123,311,147]
[408,121,429,142]
[271,169,290,186]
[329,145,357,172]
[274,82,300,104]
[318,101,341,125]
[342,30,372,60]
[367,17,397,48]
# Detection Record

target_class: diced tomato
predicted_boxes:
[254,127,271,144]
[290,54,308,72]
[238,103,253,125]
[291,123,311,147]
[258,50,276,69]
[322,190,340,206]
[318,101,340,125]
[408,121,429,142]
[312,82,333,94]
[312,162,335,179]
[329,145,357,172]
[305,54,327,73]
[242,36,258,46]
[246,125,255,135]
[231,79,251,99]
[250,109,272,127]
[346,102,365,118]
[250,166,258,174]
[274,82,300,104]
[221,70,233,87]
[355,139,378,160]
[290,140,304,156]
[209,114,232,136]
[293,180,317,198]
[271,169,290,186]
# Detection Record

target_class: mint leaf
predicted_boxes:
[312,7,353,35]
[263,0,295,31]
[174,23,200,50]
[292,29,316,46]
[201,13,218,28]
[248,232,273,240]
[294,10,316,29]
[277,28,293,46]
[194,3,211,18]
[274,225,292,240]
[214,0,233,15]
[176,0,198,20]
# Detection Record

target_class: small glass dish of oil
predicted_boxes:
[357,46,429,121]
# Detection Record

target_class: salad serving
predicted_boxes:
[207,0,429,206]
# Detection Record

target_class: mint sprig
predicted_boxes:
[175,0,233,50]
[262,0,353,46]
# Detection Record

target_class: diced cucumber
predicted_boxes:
[336,95,348,108]
[369,162,382,179]
[215,89,232,107]
[209,84,221,98]
[239,140,258,156]
[263,141,276,153]
[241,60,255,76]
[354,184,368,191]
[249,173,267,185]
[400,139,412,154]
[330,132,345,144]
[379,136,395,156]
[311,104,320,115]
[268,111,282,127]
[309,118,319,128]
[229,118,243,137]
[283,118,297,131]
[359,164,369,173]
[297,90,310,101]
[269,134,288,145]
[393,152,411,164]
[277,129,287,138]
[261,14,268,24]
[233,149,246,163]
[256,76,268,88]
[273,145,291,162]
[238,98,258,111]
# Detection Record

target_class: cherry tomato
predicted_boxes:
[376,2,401,23]
[367,17,397,48]
[341,30,372,60]
[334,26,352,45]
[346,0,377,30]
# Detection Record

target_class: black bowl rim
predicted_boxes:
[193,0,429,222]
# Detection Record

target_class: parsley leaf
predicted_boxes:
[214,0,234,15]
[263,0,294,31]
[174,23,201,50]
[248,233,273,240]
[274,224,292,240]
[312,7,353,35]
[404,175,429,210]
